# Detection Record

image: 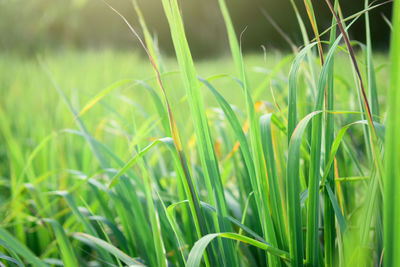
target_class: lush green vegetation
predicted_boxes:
[1,0,392,54]
[0,0,398,266]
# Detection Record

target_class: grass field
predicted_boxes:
[0,0,399,266]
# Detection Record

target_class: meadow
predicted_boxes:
[0,0,399,266]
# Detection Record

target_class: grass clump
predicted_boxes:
[0,0,397,266]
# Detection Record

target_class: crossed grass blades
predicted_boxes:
[0,0,398,266]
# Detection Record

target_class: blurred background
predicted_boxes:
[0,0,393,57]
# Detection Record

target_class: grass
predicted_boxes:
[384,0,400,265]
[0,0,397,266]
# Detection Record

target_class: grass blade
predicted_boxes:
[364,0,380,118]
[216,1,281,265]
[260,113,288,249]
[44,219,79,267]
[161,0,237,265]
[287,111,322,267]
[287,42,317,143]
[384,0,400,265]
[0,228,48,267]
[323,2,338,264]
[73,233,144,266]
[187,233,290,267]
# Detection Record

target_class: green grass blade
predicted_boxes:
[52,191,119,264]
[132,0,164,72]
[88,216,129,252]
[287,42,318,143]
[44,219,79,267]
[161,0,237,265]
[156,192,187,265]
[187,233,290,267]
[324,2,338,264]
[73,233,145,266]
[216,1,280,264]
[0,254,23,267]
[364,0,380,118]
[198,76,259,210]
[260,113,288,249]
[287,111,322,267]
[303,0,324,64]
[109,138,169,187]
[325,184,347,233]
[384,0,400,265]
[288,0,318,95]
[321,120,385,187]
[305,23,346,266]
[169,199,268,244]
[76,79,132,119]
[0,228,48,267]
[0,108,27,199]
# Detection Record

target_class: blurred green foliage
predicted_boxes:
[0,0,392,56]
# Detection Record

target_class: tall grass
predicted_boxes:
[0,0,396,266]
[384,0,400,265]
